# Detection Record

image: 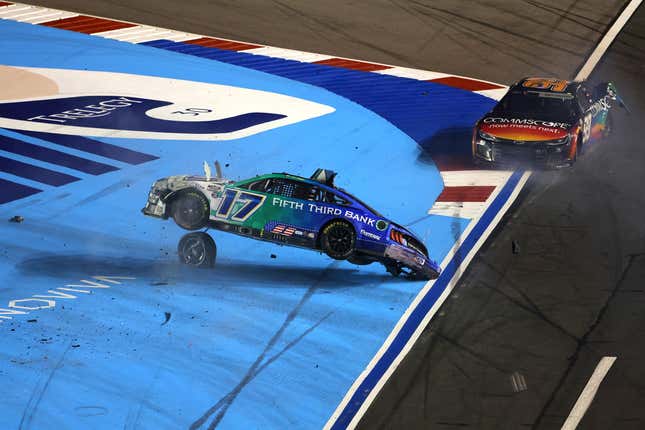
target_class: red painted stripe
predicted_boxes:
[0,2,13,6]
[184,37,260,51]
[429,76,505,92]
[41,16,135,34]
[313,58,391,72]
[436,186,496,202]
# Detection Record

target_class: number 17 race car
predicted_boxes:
[472,77,625,168]
[142,167,441,280]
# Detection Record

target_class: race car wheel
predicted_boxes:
[172,191,209,230]
[178,232,216,268]
[320,220,356,260]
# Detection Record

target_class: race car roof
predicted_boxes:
[513,77,580,94]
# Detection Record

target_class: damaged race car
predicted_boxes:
[473,77,625,168]
[142,166,441,280]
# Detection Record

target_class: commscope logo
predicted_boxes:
[482,117,570,129]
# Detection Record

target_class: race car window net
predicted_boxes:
[271,179,311,201]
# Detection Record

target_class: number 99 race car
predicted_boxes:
[472,77,625,168]
[142,167,441,280]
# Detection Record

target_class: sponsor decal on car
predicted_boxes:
[360,229,381,241]
[271,196,377,226]
[482,117,570,129]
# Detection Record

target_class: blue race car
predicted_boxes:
[142,167,441,280]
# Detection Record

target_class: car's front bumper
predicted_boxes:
[384,244,441,280]
[474,140,573,169]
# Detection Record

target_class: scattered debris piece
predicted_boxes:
[270,254,277,259]
[512,240,521,255]
[151,281,169,286]
[510,371,528,392]
[27,319,37,323]
[225,163,230,167]
[72,344,80,348]
[9,215,24,223]
[161,312,172,326]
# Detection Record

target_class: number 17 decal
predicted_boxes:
[216,189,265,221]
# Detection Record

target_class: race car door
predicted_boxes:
[577,83,606,146]
[263,178,334,243]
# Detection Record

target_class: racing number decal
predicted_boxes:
[232,193,264,221]
[522,78,568,92]
[216,189,237,217]
[216,190,265,221]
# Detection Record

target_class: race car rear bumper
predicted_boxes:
[141,187,168,218]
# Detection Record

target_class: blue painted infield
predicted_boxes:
[0,19,496,430]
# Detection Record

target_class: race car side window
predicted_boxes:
[243,178,271,192]
[323,191,350,206]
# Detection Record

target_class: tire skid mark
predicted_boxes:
[404,2,558,76]
[407,0,584,57]
[18,342,72,430]
[190,264,338,430]
[272,0,414,66]
[531,253,641,429]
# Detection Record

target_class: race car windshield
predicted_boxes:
[337,187,383,218]
[494,91,577,121]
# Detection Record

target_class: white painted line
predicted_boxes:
[22,10,78,24]
[575,0,642,80]
[92,26,146,38]
[245,46,334,63]
[440,170,512,187]
[475,87,508,101]
[0,4,31,16]
[428,202,484,219]
[376,66,449,81]
[124,30,178,43]
[561,356,617,430]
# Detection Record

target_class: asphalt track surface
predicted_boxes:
[22,1,644,429]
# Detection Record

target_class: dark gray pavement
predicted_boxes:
[29,1,644,428]
[32,0,623,84]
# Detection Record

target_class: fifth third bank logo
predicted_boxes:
[0,66,335,140]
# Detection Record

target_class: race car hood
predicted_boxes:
[478,114,571,141]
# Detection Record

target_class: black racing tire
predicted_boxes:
[171,190,209,230]
[347,254,374,266]
[384,261,402,277]
[177,232,216,268]
[320,220,356,260]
